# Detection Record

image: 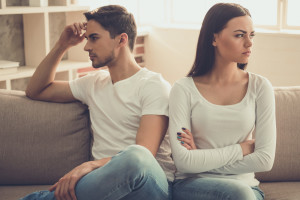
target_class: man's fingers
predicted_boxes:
[69,175,79,200]
[49,182,58,192]
[60,178,73,200]
[73,23,82,35]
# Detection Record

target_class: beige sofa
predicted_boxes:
[0,88,300,200]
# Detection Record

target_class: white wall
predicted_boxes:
[145,27,300,86]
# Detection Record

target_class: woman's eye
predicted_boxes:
[235,34,244,38]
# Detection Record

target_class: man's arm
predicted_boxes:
[25,23,86,103]
[136,115,169,156]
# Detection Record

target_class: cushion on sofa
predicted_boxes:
[0,90,91,185]
[256,87,300,182]
[260,182,300,200]
[0,185,51,200]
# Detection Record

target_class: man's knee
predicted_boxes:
[121,145,155,169]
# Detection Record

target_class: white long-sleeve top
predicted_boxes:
[169,72,276,186]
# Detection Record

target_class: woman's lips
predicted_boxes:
[242,51,251,56]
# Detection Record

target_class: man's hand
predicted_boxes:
[177,128,197,150]
[57,22,87,50]
[49,158,111,200]
[240,139,255,156]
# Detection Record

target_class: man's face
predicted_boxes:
[84,20,118,68]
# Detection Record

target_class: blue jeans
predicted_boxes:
[172,177,264,200]
[21,145,170,200]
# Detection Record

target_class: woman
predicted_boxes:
[169,3,276,200]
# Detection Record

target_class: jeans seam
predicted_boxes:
[102,180,131,200]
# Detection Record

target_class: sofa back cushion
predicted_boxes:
[0,90,91,185]
[256,87,300,182]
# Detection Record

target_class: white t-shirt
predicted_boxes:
[69,68,175,181]
[169,72,276,186]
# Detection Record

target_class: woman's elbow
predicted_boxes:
[257,153,275,172]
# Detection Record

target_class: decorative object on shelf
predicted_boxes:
[29,0,48,7]
[0,60,20,75]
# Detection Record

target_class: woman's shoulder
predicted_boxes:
[171,77,195,95]
[248,72,273,94]
[173,76,194,88]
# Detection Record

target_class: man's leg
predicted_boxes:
[21,145,169,200]
[172,177,264,200]
[75,144,169,200]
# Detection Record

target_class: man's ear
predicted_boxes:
[119,33,128,47]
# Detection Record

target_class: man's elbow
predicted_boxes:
[25,89,39,100]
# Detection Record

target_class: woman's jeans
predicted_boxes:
[21,145,170,200]
[172,177,264,200]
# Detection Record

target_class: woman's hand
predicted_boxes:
[240,139,255,156]
[177,128,197,150]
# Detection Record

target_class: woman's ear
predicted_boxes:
[212,34,217,47]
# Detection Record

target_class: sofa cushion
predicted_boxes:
[0,185,51,200]
[0,90,91,185]
[260,182,300,200]
[256,87,300,182]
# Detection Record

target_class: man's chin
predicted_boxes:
[92,63,106,69]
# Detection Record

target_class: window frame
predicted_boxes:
[168,0,300,31]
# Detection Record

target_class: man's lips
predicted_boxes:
[89,55,97,59]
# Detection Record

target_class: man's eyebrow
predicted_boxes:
[85,33,99,39]
[233,30,255,34]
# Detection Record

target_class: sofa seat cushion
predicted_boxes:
[0,185,51,200]
[260,182,300,200]
[0,90,91,185]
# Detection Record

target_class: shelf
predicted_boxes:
[0,5,89,15]
[0,60,92,81]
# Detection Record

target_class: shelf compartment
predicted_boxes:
[0,5,89,15]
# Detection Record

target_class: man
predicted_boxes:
[22,5,174,200]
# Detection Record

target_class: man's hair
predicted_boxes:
[188,3,251,77]
[84,5,137,51]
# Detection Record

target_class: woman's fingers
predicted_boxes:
[177,127,197,150]
[181,142,192,150]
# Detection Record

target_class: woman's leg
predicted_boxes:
[172,177,264,200]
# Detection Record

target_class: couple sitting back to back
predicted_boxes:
[22,3,276,200]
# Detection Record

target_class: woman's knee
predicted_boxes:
[226,181,256,200]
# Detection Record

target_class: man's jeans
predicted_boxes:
[172,177,264,200]
[21,145,170,200]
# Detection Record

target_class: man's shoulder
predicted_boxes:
[80,69,110,85]
[138,68,171,88]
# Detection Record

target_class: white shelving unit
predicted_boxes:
[0,0,91,90]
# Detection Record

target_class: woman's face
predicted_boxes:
[213,15,255,65]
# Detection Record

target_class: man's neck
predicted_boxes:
[108,51,141,84]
